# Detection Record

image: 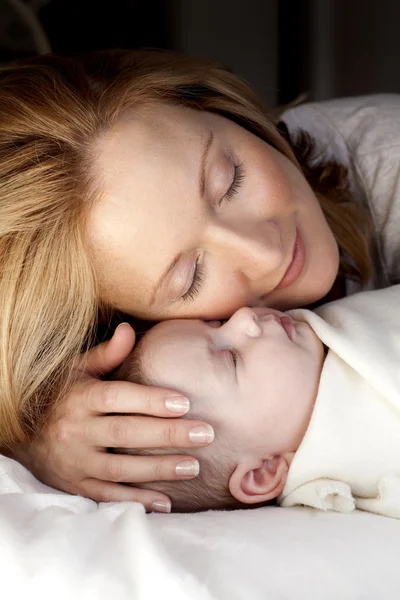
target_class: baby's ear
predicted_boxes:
[229,456,289,504]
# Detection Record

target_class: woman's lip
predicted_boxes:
[275,228,306,290]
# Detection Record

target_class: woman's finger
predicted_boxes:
[87,414,215,449]
[88,453,200,484]
[81,478,172,513]
[76,322,136,377]
[85,378,191,417]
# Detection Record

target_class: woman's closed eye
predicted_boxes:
[181,256,204,302]
[219,161,245,205]
[181,160,246,303]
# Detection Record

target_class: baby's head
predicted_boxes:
[113,307,325,511]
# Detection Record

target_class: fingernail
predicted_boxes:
[115,322,129,331]
[175,459,200,477]
[165,396,190,413]
[151,500,171,514]
[189,425,215,445]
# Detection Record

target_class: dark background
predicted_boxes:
[1,0,400,107]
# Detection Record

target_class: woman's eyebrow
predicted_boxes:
[199,129,214,198]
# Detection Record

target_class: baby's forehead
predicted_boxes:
[138,319,219,403]
[140,318,209,372]
[144,318,206,345]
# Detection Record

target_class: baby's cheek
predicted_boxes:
[238,382,269,426]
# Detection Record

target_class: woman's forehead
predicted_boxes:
[89,108,208,288]
[104,102,210,149]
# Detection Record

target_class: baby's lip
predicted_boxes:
[279,316,294,341]
[255,310,294,339]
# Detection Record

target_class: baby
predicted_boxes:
[113,284,400,517]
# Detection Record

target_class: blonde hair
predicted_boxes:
[0,48,372,447]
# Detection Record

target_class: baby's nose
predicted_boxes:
[226,307,262,338]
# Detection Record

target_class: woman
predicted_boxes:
[1,49,398,512]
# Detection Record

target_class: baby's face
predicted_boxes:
[140,307,325,458]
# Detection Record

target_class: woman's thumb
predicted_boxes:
[78,323,136,377]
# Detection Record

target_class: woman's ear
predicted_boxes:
[229,456,289,504]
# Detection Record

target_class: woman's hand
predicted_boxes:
[7,323,214,513]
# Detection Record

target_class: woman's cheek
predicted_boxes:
[196,288,255,320]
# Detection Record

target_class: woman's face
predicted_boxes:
[89,103,339,320]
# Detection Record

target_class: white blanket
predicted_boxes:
[2,452,400,599]
[280,285,400,518]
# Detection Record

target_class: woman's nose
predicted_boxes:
[221,307,262,339]
[206,221,283,281]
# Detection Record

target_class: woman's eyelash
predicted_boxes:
[181,258,204,302]
[223,161,245,202]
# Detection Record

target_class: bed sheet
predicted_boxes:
[1,453,400,600]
